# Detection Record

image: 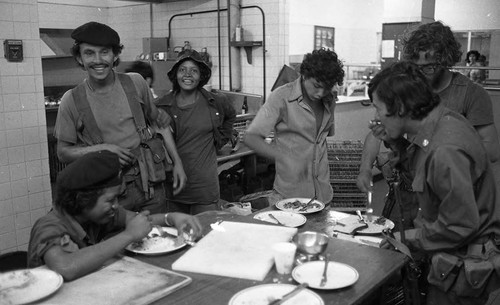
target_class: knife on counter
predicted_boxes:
[268,283,308,305]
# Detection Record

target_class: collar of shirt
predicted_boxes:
[287,77,335,108]
[408,105,447,152]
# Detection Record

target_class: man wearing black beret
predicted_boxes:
[27,150,201,281]
[53,21,186,214]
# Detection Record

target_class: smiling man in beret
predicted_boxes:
[54,21,185,214]
[27,150,201,281]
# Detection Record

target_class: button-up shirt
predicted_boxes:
[246,78,335,203]
[404,105,500,252]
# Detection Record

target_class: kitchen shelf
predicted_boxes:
[230,40,263,64]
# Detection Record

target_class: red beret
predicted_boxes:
[71,22,120,47]
[57,150,121,191]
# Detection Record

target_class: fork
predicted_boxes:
[320,253,330,287]
[299,195,317,211]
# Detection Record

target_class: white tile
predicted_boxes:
[12,195,29,213]
[40,144,48,159]
[0,165,9,184]
[29,5,38,23]
[26,160,42,178]
[23,126,40,144]
[1,76,19,95]
[16,226,31,245]
[22,110,38,128]
[37,109,46,126]
[29,191,45,210]
[18,76,36,93]
[0,114,5,131]
[38,127,48,143]
[17,58,35,76]
[0,199,13,217]
[34,76,44,93]
[12,4,31,22]
[13,22,31,40]
[41,157,50,176]
[0,232,17,251]
[9,163,27,181]
[0,148,7,165]
[14,212,31,229]
[10,179,27,197]
[0,21,14,38]
[3,94,20,111]
[0,3,13,21]
[20,93,37,110]
[4,111,22,130]
[0,216,14,234]
[17,242,28,252]
[0,182,12,200]
[8,146,25,164]
[27,176,43,194]
[44,190,52,208]
[30,208,47,224]
[6,129,23,147]
[24,144,41,162]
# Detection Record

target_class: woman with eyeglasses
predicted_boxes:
[156,50,236,215]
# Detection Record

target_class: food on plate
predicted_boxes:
[283,200,320,211]
[373,216,387,225]
[130,235,176,252]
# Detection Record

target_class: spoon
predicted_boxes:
[320,253,330,287]
[299,195,317,211]
[269,214,285,226]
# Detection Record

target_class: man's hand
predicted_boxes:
[356,168,373,193]
[124,211,153,242]
[369,120,390,142]
[100,144,135,167]
[172,164,187,195]
[169,212,203,240]
[156,109,171,129]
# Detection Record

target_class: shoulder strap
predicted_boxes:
[117,73,151,142]
[71,82,104,145]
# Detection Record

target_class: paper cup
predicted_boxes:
[272,242,297,274]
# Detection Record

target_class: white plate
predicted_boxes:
[275,198,325,214]
[292,261,359,290]
[0,268,63,304]
[253,211,307,227]
[228,283,324,305]
[335,215,395,235]
[125,226,186,255]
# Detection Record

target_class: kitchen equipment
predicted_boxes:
[254,211,307,228]
[41,256,191,305]
[275,198,325,214]
[292,261,359,290]
[228,284,323,305]
[172,221,297,281]
[293,231,329,261]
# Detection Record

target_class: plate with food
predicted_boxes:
[125,226,186,255]
[228,283,324,305]
[253,210,307,227]
[275,198,325,214]
[0,268,63,304]
[292,261,359,290]
[335,215,395,235]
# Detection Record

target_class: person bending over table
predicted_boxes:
[372,62,500,305]
[27,150,201,281]
[244,48,344,205]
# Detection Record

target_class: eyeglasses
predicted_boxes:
[178,67,200,75]
[416,62,441,75]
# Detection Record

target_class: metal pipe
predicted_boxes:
[217,0,222,89]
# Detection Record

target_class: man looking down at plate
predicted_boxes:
[244,48,344,205]
[371,62,500,305]
[27,150,201,281]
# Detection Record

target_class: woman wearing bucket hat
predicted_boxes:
[157,50,236,215]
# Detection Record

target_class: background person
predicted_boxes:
[357,21,500,229]
[244,48,344,205]
[465,50,483,83]
[125,60,158,98]
[27,150,202,281]
[54,21,175,214]
[371,61,500,305]
[157,50,236,214]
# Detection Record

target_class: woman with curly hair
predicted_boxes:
[156,50,236,214]
[465,50,483,83]
[245,48,344,205]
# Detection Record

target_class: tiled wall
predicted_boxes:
[0,0,52,254]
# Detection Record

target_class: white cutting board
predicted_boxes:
[172,221,297,281]
[43,256,191,305]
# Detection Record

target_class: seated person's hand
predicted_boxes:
[169,212,203,241]
[156,109,172,129]
[124,211,153,242]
